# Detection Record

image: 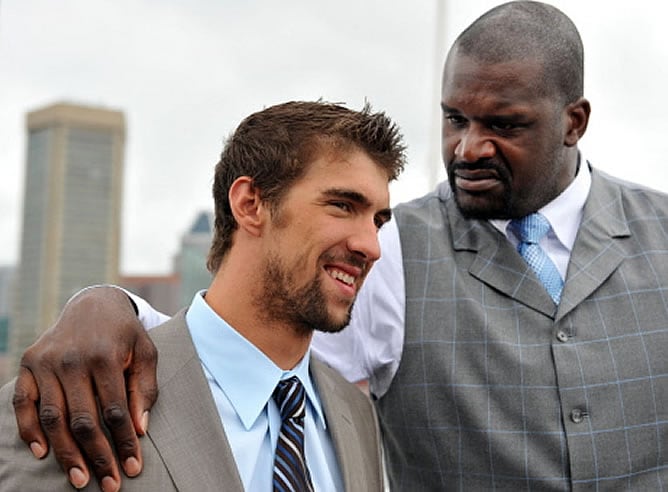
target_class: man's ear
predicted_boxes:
[564,97,591,147]
[228,176,265,237]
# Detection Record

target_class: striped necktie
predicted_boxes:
[510,213,564,304]
[272,377,314,492]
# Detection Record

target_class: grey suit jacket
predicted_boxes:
[0,311,383,491]
[378,166,668,489]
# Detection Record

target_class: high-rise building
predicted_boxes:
[174,211,213,307]
[8,102,125,379]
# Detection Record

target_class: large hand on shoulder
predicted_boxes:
[12,285,158,491]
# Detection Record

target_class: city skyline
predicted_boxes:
[2,0,668,275]
[9,102,125,378]
[1,100,213,383]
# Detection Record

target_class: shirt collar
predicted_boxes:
[185,291,327,431]
[490,155,591,252]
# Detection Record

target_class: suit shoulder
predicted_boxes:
[147,309,198,364]
[394,181,451,216]
[0,380,86,491]
[147,308,187,341]
[595,168,668,202]
[392,181,456,239]
[591,169,668,230]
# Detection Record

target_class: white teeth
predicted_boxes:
[328,269,355,286]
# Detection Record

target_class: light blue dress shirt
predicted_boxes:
[184,292,344,491]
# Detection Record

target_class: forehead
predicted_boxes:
[442,53,548,110]
[293,149,391,204]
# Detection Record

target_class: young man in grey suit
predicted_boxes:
[0,100,406,491]
[9,1,668,490]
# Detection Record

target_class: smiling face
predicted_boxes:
[256,148,392,335]
[441,52,579,220]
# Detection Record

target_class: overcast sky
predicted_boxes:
[2,1,668,274]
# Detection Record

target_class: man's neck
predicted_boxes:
[204,274,312,370]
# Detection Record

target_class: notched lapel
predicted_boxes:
[310,359,369,492]
[449,201,557,317]
[311,364,354,482]
[558,170,630,319]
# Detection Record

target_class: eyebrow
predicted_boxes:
[442,101,526,117]
[441,103,459,113]
[323,188,393,224]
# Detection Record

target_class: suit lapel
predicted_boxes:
[447,195,557,316]
[146,311,244,491]
[557,169,630,320]
[310,358,359,490]
[447,170,631,319]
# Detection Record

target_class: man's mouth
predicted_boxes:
[326,268,355,286]
[454,168,503,193]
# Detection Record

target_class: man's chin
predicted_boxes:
[454,193,510,220]
[314,308,352,334]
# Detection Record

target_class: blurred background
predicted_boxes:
[1,0,667,382]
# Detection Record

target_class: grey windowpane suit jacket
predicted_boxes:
[378,166,668,490]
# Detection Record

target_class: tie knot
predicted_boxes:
[511,213,551,244]
[273,376,306,421]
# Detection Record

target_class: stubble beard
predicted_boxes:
[257,253,353,337]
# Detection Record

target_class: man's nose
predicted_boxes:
[347,219,381,263]
[455,126,495,162]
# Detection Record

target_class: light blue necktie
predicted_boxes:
[272,377,314,492]
[510,213,564,304]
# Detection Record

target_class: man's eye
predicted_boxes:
[491,121,519,132]
[445,115,467,127]
[331,202,351,212]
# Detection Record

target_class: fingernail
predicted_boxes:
[29,441,46,459]
[124,456,141,477]
[140,411,150,434]
[101,476,120,492]
[68,467,88,489]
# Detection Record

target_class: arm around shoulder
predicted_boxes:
[12,284,159,490]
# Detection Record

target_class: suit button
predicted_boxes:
[570,408,588,424]
[556,330,569,342]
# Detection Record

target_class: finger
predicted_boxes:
[92,357,143,478]
[58,351,121,491]
[13,367,47,459]
[126,334,159,437]
[32,368,92,489]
